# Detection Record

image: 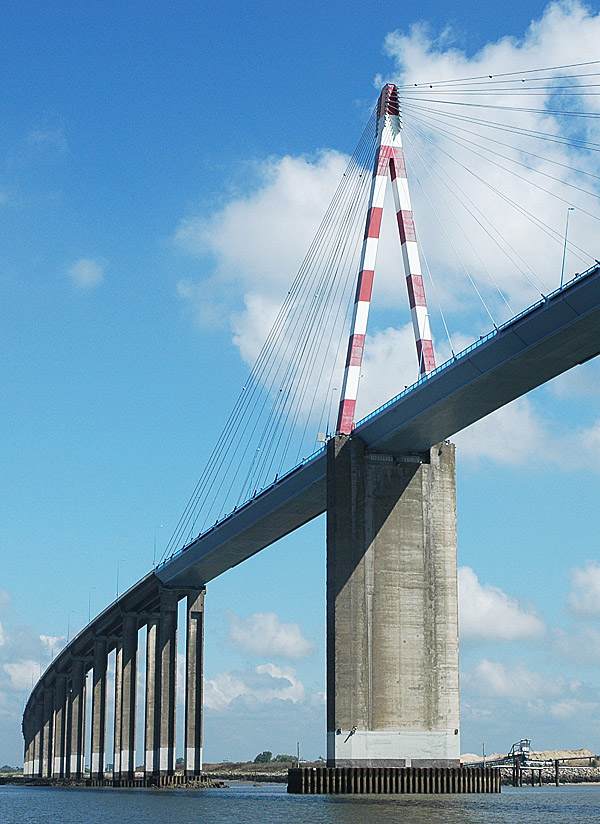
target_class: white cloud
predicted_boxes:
[3,660,39,691]
[459,566,545,640]
[204,663,305,711]
[67,258,105,289]
[568,561,600,616]
[229,612,313,659]
[554,626,600,662]
[0,623,5,647]
[39,635,65,657]
[466,658,582,701]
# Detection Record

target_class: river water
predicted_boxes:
[2,781,600,823]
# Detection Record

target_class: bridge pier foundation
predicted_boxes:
[326,435,459,767]
[185,588,205,776]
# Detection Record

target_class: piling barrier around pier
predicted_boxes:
[287,766,501,794]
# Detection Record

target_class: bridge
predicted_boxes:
[20,74,600,790]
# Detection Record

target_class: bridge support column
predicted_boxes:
[41,684,54,778]
[120,614,138,778]
[326,435,459,767]
[68,659,85,779]
[112,641,123,780]
[185,588,205,776]
[159,590,178,775]
[33,698,43,776]
[91,637,107,780]
[144,615,160,776]
[23,713,33,776]
[52,673,67,778]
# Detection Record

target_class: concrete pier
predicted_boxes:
[32,699,43,776]
[91,638,107,780]
[113,641,123,780]
[326,436,459,767]
[144,615,160,776]
[52,674,67,778]
[41,684,53,778]
[159,590,178,775]
[120,614,138,778]
[185,589,205,776]
[67,659,86,779]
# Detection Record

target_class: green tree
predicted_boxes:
[254,751,273,763]
[273,754,296,763]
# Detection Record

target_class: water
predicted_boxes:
[1,782,600,824]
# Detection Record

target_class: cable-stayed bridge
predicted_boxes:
[21,66,600,792]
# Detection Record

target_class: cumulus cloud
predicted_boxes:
[568,561,600,616]
[67,257,105,289]
[204,663,305,711]
[459,566,545,640]
[0,623,6,647]
[229,612,313,659]
[39,635,65,658]
[466,658,579,700]
[3,660,39,691]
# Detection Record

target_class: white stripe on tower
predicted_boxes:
[388,95,436,376]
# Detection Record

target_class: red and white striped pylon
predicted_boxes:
[336,84,436,436]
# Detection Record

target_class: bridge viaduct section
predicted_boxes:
[22,581,205,783]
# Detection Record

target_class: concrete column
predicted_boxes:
[90,637,107,779]
[112,641,123,780]
[120,614,138,778]
[326,436,459,767]
[52,674,67,777]
[159,589,178,774]
[185,589,205,776]
[22,712,32,776]
[33,699,43,776]
[144,615,160,776]
[41,684,54,778]
[68,659,86,779]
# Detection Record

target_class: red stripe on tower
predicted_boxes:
[355,269,375,302]
[406,274,427,309]
[397,210,416,244]
[345,334,365,367]
[416,339,436,373]
[364,207,383,239]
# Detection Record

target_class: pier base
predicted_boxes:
[287,766,500,794]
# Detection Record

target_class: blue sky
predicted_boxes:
[2,0,600,766]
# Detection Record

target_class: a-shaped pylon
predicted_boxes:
[336,84,436,435]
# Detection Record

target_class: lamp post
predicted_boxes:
[560,207,575,287]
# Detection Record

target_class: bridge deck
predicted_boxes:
[157,263,600,588]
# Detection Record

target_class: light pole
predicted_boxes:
[116,559,125,598]
[153,523,165,568]
[560,207,575,287]
[88,587,96,623]
[67,610,79,643]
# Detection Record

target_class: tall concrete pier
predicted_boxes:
[326,435,459,767]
